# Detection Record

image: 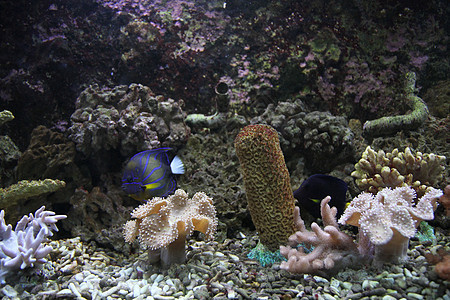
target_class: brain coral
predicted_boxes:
[234,124,296,251]
[123,189,217,267]
[68,84,190,157]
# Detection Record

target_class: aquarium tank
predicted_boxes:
[0,0,449,298]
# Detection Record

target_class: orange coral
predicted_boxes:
[435,255,450,281]
[424,248,450,281]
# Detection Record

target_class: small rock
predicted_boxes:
[322,293,336,300]
[229,254,239,262]
[1,285,18,298]
[407,292,424,300]
[56,289,73,297]
[74,272,84,282]
[313,276,329,284]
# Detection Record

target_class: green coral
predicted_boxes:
[309,30,341,62]
[0,179,66,208]
[415,221,436,245]
[248,241,286,267]
[363,72,429,137]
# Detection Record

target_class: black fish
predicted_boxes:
[293,174,348,218]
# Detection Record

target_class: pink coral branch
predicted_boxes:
[280,196,358,274]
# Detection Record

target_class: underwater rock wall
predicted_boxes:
[68,84,190,157]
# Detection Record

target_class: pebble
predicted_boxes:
[74,272,84,282]
[313,276,329,284]
[407,292,424,300]
[395,277,407,289]
[56,289,73,297]
[362,279,379,289]
[229,254,240,262]
[1,230,448,300]
[1,285,18,298]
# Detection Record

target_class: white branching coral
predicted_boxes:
[280,197,358,274]
[351,146,446,196]
[338,186,442,263]
[0,206,66,283]
[123,189,217,267]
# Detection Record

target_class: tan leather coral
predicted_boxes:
[338,186,442,263]
[123,189,217,267]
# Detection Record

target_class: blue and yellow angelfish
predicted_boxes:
[122,148,185,201]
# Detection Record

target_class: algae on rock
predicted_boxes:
[0,179,66,208]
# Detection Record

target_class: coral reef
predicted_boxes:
[351,146,446,196]
[123,189,217,267]
[65,186,133,253]
[0,110,20,187]
[15,126,90,212]
[177,132,247,237]
[0,206,66,284]
[234,124,296,252]
[280,197,358,275]
[338,186,442,263]
[251,100,355,172]
[423,80,450,119]
[363,72,429,137]
[68,84,189,157]
[0,179,66,209]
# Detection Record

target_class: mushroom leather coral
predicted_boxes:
[123,189,217,267]
[338,186,442,263]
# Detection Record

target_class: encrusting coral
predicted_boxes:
[362,72,429,137]
[351,146,446,196]
[0,206,66,284]
[338,186,442,263]
[123,189,217,267]
[0,179,66,209]
[280,197,358,275]
[234,124,296,252]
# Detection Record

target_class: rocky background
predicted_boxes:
[0,0,448,252]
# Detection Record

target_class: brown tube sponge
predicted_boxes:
[235,124,296,251]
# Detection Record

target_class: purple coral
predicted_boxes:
[0,206,66,284]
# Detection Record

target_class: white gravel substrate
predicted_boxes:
[1,229,449,300]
